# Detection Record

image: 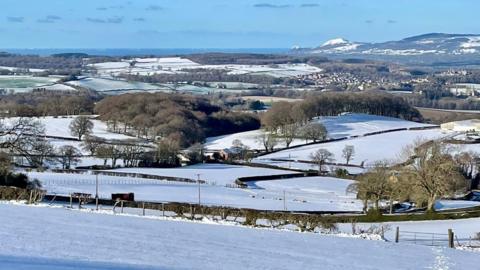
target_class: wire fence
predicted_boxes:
[41,178,200,186]
[40,177,241,189]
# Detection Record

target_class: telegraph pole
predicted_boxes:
[95,174,99,210]
[197,174,201,206]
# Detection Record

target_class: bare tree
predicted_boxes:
[185,143,205,164]
[69,116,94,140]
[256,132,278,153]
[95,144,112,167]
[94,144,123,167]
[347,161,392,211]
[119,141,144,167]
[81,135,105,155]
[342,145,355,165]
[230,139,252,162]
[454,151,478,180]
[300,123,327,143]
[281,124,298,148]
[0,118,44,150]
[310,148,334,174]
[57,145,81,169]
[156,138,180,166]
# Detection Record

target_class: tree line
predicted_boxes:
[95,93,260,147]
[0,90,98,117]
[348,141,475,213]
[118,69,307,86]
[249,91,421,153]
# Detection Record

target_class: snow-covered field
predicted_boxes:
[91,57,200,76]
[255,128,449,167]
[8,115,137,141]
[41,83,77,91]
[26,164,362,211]
[338,216,480,241]
[67,77,260,95]
[252,159,367,174]
[6,116,140,167]
[0,75,60,92]
[1,202,478,269]
[314,113,434,138]
[0,66,45,73]
[106,163,292,186]
[205,129,306,151]
[205,113,435,151]
[91,57,322,78]
[66,77,168,93]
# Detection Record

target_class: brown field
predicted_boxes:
[417,107,480,124]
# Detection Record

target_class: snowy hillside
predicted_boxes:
[296,33,480,56]
[254,128,449,167]
[66,77,168,92]
[206,113,434,151]
[1,203,478,270]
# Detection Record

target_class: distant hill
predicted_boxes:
[294,33,480,56]
[293,33,480,66]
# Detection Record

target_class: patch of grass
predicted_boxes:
[418,107,480,124]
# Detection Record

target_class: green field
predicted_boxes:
[0,76,58,89]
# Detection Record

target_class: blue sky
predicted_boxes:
[0,0,479,48]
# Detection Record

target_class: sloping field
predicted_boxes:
[254,128,449,167]
[0,203,478,270]
[206,113,435,151]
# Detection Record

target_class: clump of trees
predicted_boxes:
[262,92,422,126]
[261,101,328,149]
[349,141,469,213]
[95,93,260,147]
[260,92,420,149]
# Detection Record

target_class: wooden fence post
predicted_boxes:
[395,227,400,243]
[448,229,454,248]
[162,203,165,217]
[69,194,72,208]
[28,190,33,204]
[142,202,145,216]
[121,201,124,214]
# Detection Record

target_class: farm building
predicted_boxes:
[440,119,480,132]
